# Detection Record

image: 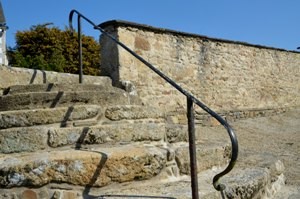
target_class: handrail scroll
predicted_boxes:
[69,9,238,199]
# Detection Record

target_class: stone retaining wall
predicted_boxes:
[195,107,291,126]
[99,20,300,113]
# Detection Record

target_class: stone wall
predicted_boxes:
[99,20,300,114]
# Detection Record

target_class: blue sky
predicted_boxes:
[2,0,300,51]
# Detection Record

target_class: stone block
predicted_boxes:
[48,123,165,148]
[105,105,164,121]
[175,142,230,174]
[134,36,150,51]
[0,127,48,153]
[62,191,77,199]
[21,190,37,199]
[0,91,138,111]
[0,145,167,188]
[0,105,101,129]
[165,124,187,143]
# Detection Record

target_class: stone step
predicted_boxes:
[0,122,165,153]
[0,145,168,188]
[174,142,230,175]
[222,152,286,199]
[0,66,113,93]
[5,152,280,199]
[67,152,284,199]
[0,119,231,155]
[48,123,166,148]
[0,104,164,129]
[0,105,101,129]
[0,142,231,190]
[2,83,119,95]
[0,90,141,111]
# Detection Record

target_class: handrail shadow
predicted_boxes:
[73,127,107,199]
[75,127,90,150]
[29,69,47,84]
[50,91,64,108]
[60,106,74,127]
[29,69,37,84]
[82,150,108,199]
[46,83,54,92]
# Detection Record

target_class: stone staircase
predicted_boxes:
[0,78,292,198]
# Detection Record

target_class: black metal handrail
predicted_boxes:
[69,10,100,83]
[69,9,238,198]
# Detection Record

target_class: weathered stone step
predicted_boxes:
[0,105,101,129]
[104,105,165,121]
[91,168,220,199]
[0,66,113,94]
[2,83,119,95]
[174,142,230,175]
[48,123,166,148]
[0,90,141,111]
[0,119,231,156]
[0,156,287,198]
[0,142,231,190]
[0,123,165,153]
[222,153,286,199]
[0,145,168,188]
[0,104,165,129]
[70,153,285,199]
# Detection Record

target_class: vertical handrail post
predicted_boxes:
[78,16,83,83]
[187,97,199,199]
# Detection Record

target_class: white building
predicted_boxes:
[0,0,8,66]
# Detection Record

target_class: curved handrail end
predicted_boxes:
[68,9,76,32]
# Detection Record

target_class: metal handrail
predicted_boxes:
[69,9,238,198]
[69,10,100,83]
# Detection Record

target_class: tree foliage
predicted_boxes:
[8,23,101,75]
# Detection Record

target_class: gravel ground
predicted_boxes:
[232,107,300,187]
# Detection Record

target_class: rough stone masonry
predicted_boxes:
[99,20,300,117]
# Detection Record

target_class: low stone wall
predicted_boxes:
[99,20,300,113]
[195,107,291,126]
[0,66,112,93]
[165,106,292,127]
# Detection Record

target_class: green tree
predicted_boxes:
[8,23,100,75]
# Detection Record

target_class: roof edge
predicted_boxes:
[99,20,300,54]
[0,1,6,24]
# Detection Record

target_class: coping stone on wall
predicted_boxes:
[99,20,300,53]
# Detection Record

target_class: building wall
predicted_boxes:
[0,0,8,66]
[0,31,8,65]
[100,21,300,115]
[0,36,3,64]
